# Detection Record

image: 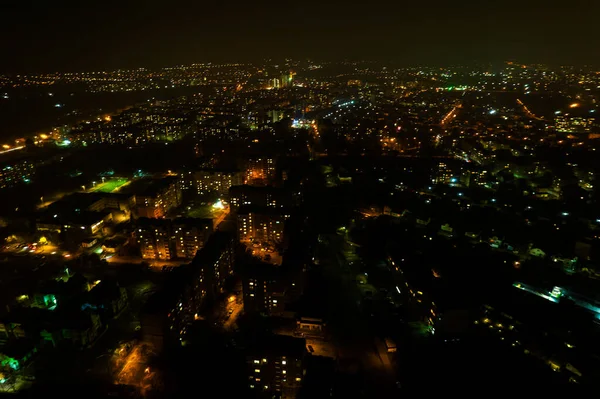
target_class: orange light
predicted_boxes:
[2,144,10,149]
[569,103,580,108]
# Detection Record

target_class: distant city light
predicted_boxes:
[212,200,225,210]
[569,103,580,108]
[489,109,497,115]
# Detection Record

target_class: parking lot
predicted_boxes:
[306,338,337,358]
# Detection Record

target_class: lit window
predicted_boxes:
[253,360,260,364]
[282,360,286,365]
[255,369,260,373]
[296,377,301,382]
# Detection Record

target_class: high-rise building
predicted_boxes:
[128,177,182,219]
[229,185,297,210]
[173,218,214,259]
[135,217,212,260]
[180,169,243,198]
[280,72,295,88]
[194,231,235,300]
[141,263,205,350]
[431,162,460,185]
[245,157,276,186]
[135,218,173,260]
[237,206,290,244]
[246,334,307,395]
[241,260,305,316]
[242,263,286,315]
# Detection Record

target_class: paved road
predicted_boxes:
[223,294,243,331]
[317,234,398,395]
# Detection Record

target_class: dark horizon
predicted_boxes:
[1,0,599,73]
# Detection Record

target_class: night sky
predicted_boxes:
[1,0,598,72]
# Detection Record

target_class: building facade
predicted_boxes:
[246,335,306,395]
[237,206,290,244]
[180,169,243,198]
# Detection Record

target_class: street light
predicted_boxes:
[81,185,86,191]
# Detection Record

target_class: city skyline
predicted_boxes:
[2,3,600,395]
[1,0,599,72]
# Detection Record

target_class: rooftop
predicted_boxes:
[37,209,109,226]
[119,176,177,197]
[247,334,306,358]
[193,230,234,266]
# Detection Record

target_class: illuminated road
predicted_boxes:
[222,294,243,331]
[0,145,25,155]
[305,338,336,358]
[440,103,462,127]
[513,281,600,321]
[213,206,230,230]
[115,343,158,396]
[105,255,184,268]
[516,99,543,120]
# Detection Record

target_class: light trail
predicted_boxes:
[0,146,25,155]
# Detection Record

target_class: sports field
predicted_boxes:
[186,204,218,219]
[91,178,130,193]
